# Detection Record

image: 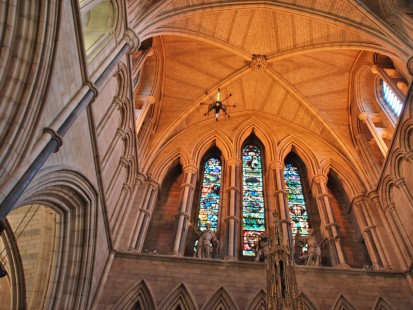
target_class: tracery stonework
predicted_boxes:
[251,54,268,71]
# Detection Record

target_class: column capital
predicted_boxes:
[183,164,198,175]
[405,150,413,162]
[358,112,370,121]
[395,178,406,188]
[135,172,147,185]
[351,194,366,206]
[312,173,328,184]
[227,157,241,166]
[367,189,379,201]
[269,160,285,170]
[124,29,141,54]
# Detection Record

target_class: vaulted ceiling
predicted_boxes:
[132,0,413,164]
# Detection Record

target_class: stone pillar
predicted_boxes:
[368,191,409,270]
[358,112,388,157]
[352,195,390,269]
[312,174,349,268]
[395,178,413,215]
[171,164,198,256]
[225,158,241,260]
[131,179,159,252]
[355,134,381,180]
[270,160,291,249]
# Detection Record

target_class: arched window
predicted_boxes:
[382,80,403,117]
[284,163,310,238]
[197,157,222,231]
[242,144,266,256]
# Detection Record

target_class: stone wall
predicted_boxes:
[98,253,413,310]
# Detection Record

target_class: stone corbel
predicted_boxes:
[124,29,141,54]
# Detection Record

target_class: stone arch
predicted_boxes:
[202,287,239,310]
[399,119,413,152]
[391,148,407,180]
[331,294,356,310]
[330,159,366,200]
[372,296,395,310]
[247,289,266,310]
[300,292,318,310]
[158,283,198,310]
[0,220,26,310]
[278,135,320,181]
[12,168,98,310]
[380,174,396,208]
[150,147,191,184]
[113,279,157,310]
[192,130,233,167]
[0,0,61,190]
[233,118,278,161]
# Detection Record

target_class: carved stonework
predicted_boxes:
[251,54,268,71]
[407,56,413,76]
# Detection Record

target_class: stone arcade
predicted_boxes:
[1,1,413,309]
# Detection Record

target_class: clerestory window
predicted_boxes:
[382,80,403,117]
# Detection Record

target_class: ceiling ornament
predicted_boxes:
[201,89,236,121]
[251,54,268,71]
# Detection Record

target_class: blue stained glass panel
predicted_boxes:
[242,145,266,256]
[197,157,222,231]
[284,163,310,238]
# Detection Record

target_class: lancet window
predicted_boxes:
[242,144,266,256]
[284,163,310,238]
[382,80,403,117]
[197,157,222,231]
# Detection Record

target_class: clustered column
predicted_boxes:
[225,158,241,260]
[270,160,291,248]
[312,174,348,267]
[131,178,159,252]
[352,195,390,270]
[171,164,198,256]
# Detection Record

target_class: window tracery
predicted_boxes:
[197,157,222,231]
[242,144,266,256]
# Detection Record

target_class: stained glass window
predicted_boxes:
[242,145,266,256]
[197,157,222,231]
[284,163,309,237]
[382,80,403,117]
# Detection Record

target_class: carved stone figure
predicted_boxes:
[191,222,218,258]
[253,231,270,262]
[294,229,326,266]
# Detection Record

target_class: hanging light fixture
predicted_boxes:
[201,88,236,121]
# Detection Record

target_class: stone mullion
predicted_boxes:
[359,113,388,157]
[313,174,348,268]
[225,158,240,260]
[132,181,159,252]
[352,196,382,269]
[360,197,391,269]
[271,161,291,248]
[386,203,413,264]
[395,178,413,215]
[171,165,197,256]
[368,191,409,269]
[355,134,381,180]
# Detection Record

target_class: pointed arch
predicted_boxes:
[14,168,98,310]
[150,147,191,184]
[399,119,413,152]
[113,279,157,310]
[372,296,395,310]
[247,289,266,310]
[233,119,278,161]
[158,283,198,310]
[192,130,233,166]
[390,148,407,180]
[277,136,320,181]
[332,294,356,310]
[379,174,396,208]
[202,287,239,310]
[329,159,366,200]
[300,293,318,310]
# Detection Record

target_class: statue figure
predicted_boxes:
[251,231,270,262]
[190,222,218,258]
[294,228,326,266]
[293,229,305,264]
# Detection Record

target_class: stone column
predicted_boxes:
[352,195,390,269]
[358,112,388,157]
[270,160,291,249]
[131,179,159,252]
[355,134,381,180]
[368,191,410,270]
[312,174,349,267]
[171,164,198,256]
[225,158,241,260]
